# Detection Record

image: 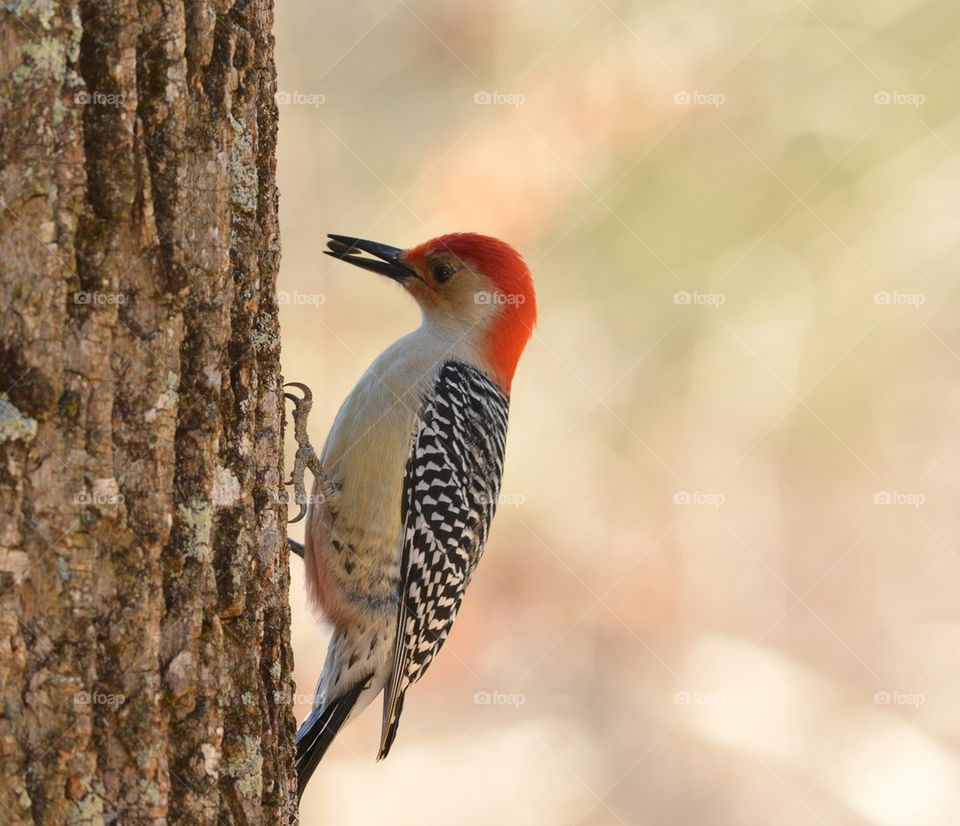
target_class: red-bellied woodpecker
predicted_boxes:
[288,232,537,798]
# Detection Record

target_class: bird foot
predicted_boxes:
[283,382,331,524]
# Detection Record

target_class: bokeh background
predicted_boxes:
[276,2,960,823]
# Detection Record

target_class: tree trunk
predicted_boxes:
[0,0,297,822]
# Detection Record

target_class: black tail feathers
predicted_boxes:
[376,688,407,761]
[296,677,370,800]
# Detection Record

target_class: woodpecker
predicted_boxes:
[289,232,536,798]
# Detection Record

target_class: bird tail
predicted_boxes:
[296,677,370,800]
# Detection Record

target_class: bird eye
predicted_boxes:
[432,263,455,283]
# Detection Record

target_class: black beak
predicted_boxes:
[324,234,418,283]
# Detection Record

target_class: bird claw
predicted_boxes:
[284,382,312,405]
[289,503,308,525]
[283,381,327,525]
[288,538,305,558]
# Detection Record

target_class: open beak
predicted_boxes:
[324,234,418,283]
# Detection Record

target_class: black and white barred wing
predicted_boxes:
[379,361,509,757]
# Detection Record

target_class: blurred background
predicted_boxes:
[276,1,960,823]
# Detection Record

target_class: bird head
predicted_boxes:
[325,232,537,392]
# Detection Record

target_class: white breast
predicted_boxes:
[305,323,490,622]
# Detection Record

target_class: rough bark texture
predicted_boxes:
[0,0,297,822]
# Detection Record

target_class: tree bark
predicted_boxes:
[0,0,297,822]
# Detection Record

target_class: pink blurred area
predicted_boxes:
[277,2,960,823]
